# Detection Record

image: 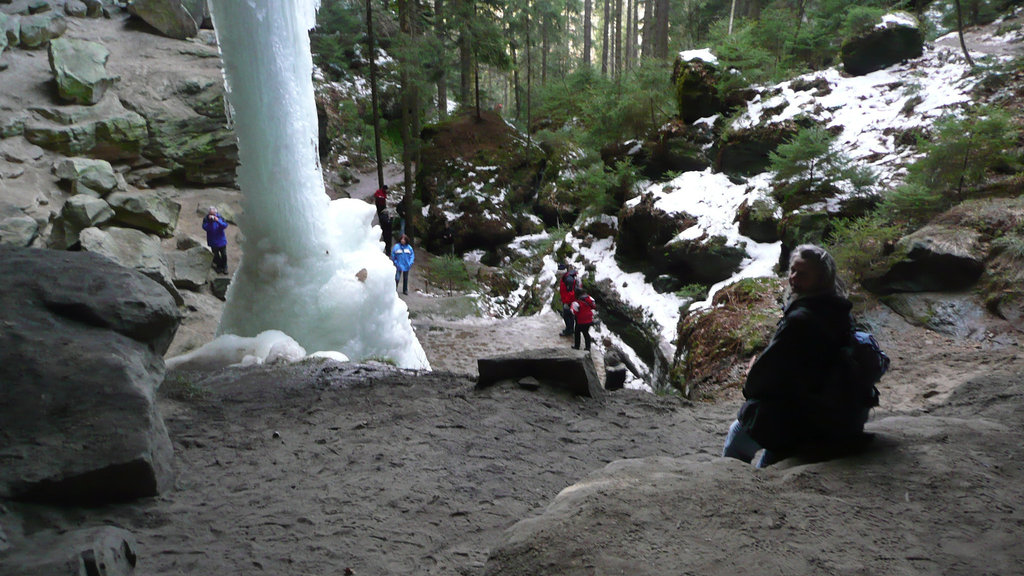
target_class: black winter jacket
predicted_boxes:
[738,293,857,452]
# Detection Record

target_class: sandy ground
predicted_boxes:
[5,309,1020,575]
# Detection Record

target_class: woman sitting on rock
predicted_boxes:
[722,244,870,467]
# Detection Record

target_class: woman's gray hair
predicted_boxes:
[789,244,847,298]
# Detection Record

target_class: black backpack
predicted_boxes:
[838,330,890,408]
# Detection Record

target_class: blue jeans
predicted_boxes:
[722,420,782,468]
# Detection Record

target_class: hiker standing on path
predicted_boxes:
[373,184,389,215]
[722,244,869,468]
[391,234,415,295]
[558,264,581,337]
[601,338,641,391]
[571,292,596,351]
[202,206,229,274]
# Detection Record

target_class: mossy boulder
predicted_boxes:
[716,121,801,177]
[48,38,117,105]
[672,55,725,124]
[18,11,67,49]
[841,12,924,76]
[106,190,181,238]
[616,193,697,264]
[53,157,118,196]
[861,225,985,294]
[735,196,780,243]
[657,233,747,286]
[673,277,784,400]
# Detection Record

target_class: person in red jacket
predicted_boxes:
[571,292,596,351]
[373,184,389,215]
[558,264,580,337]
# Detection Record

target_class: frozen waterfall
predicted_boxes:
[205,0,429,369]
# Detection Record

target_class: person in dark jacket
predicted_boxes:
[202,206,229,274]
[722,244,869,467]
[571,292,596,351]
[601,338,641,391]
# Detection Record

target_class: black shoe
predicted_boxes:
[560,330,571,337]
[403,291,408,295]
[572,346,580,350]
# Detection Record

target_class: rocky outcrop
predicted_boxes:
[862,225,985,294]
[417,111,546,254]
[24,97,149,160]
[48,37,116,105]
[841,12,924,76]
[0,246,179,504]
[1,526,137,576]
[477,348,605,397]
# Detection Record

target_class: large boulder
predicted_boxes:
[0,526,137,576]
[128,0,200,40]
[841,12,924,76]
[0,246,179,504]
[168,244,212,290]
[17,11,67,49]
[106,190,181,237]
[616,193,697,264]
[657,233,747,286]
[53,194,115,248]
[48,37,117,105]
[862,225,985,294]
[78,226,183,304]
[716,121,801,177]
[53,157,119,196]
[0,212,39,247]
[477,348,605,398]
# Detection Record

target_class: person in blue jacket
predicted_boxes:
[202,206,229,274]
[391,234,415,295]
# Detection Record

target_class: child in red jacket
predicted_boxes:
[571,292,596,351]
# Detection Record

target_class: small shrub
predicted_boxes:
[427,254,474,294]
[161,374,207,400]
[827,212,904,284]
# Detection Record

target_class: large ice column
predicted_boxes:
[209,0,429,369]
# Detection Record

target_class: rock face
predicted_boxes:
[841,12,924,76]
[48,37,117,105]
[0,246,179,504]
[477,348,605,398]
[1,526,137,576]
